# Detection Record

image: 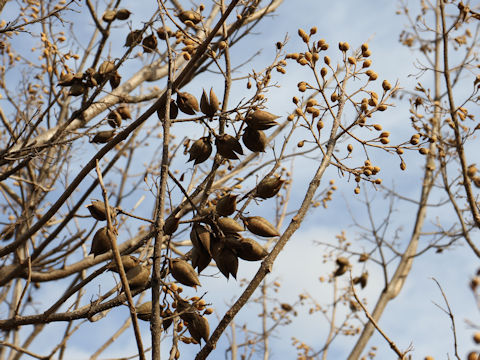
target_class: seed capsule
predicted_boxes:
[215,194,237,216]
[115,9,131,20]
[102,10,116,22]
[178,10,202,24]
[142,34,158,53]
[109,71,121,89]
[157,99,179,121]
[91,130,115,144]
[163,215,180,235]
[124,30,142,47]
[215,134,243,159]
[86,200,115,221]
[190,246,211,273]
[226,236,267,261]
[98,60,116,76]
[107,109,122,128]
[217,217,244,234]
[255,176,284,199]
[68,83,85,96]
[107,255,140,273]
[90,227,115,257]
[211,240,238,279]
[242,127,267,152]
[116,105,131,120]
[242,216,279,237]
[126,263,151,289]
[246,110,280,130]
[136,301,152,321]
[188,137,212,164]
[170,258,201,288]
[176,91,199,115]
[190,223,211,254]
[200,88,220,117]
[156,26,172,40]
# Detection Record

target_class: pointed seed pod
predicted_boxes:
[190,223,211,254]
[117,105,131,120]
[136,301,152,321]
[109,71,121,89]
[336,257,350,267]
[157,99,179,121]
[200,88,219,117]
[226,236,267,261]
[115,9,131,20]
[98,60,115,75]
[142,33,158,53]
[126,264,151,289]
[163,215,180,235]
[102,10,116,22]
[107,255,140,273]
[69,83,85,96]
[211,241,238,279]
[242,127,267,152]
[86,200,115,220]
[178,10,202,24]
[242,216,279,237]
[359,272,368,288]
[358,253,369,262]
[255,176,285,199]
[90,227,115,257]
[156,26,172,40]
[124,30,142,47]
[0,223,15,242]
[107,109,122,128]
[188,137,212,164]
[91,130,115,144]
[170,258,201,288]
[215,134,243,159]
[58,73,75,86]
[215,194,237,216]
[187,314,209,344]
[176,91,199,115]
[190,246,211,273]
[246,110,280,130]
[217,217,244,234]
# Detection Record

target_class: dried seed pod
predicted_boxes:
[215,194,237,216]
[58,73,75,87]
[1,223,15,241]
[170,258,201,288]
[226,236,267,261]
[200,88,219,117]
[107,255,140,273]
[156,26,172,40]
[126,264,151,289]
[109,71,121,89]
[190,246,211,273]
[246,110,280,130]
[211,241,238,279]
[178,10,202,24]
[186,314,209,344]
[333,264,348,277]
[157,99,179,121]
[162,308,174,330]
[163,215,180,235]
[91,130,115,144]
[136,301,152,321]
[124,30,143,47]
[117,105,131,120]
[90,227,115,257]
[188,137,212,164]
[190,223,211,254]
[98,60,116,76]
[359,272,368,288]
[102,10,116,22]
[68,83,85,96]
[115,8,131,20]
[358,253,369,262]
[242,127,267,153]
[86,200,115,220]
[107,109,122,128]
[467,164,477,178]
[142,33,158,53]
[336,257,350,267]
[215,134,243,159]
[255,176,285,199]
[217,217,244,234]
[242,216,279,237]
[176,91,199,115]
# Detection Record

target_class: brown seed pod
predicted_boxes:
[170,258,201,288]
[161,308,173,330]
[467,164,477,178]
[190,223,211,254]
[136,301,152,321]
[163,215,180,236]
[200,88,219,117]
[211,240,238,279]
[157,99,179,121]
[1,223,15,242]
[215,194,237,217]
[156,26,172,40]
[255,176,285,199]
[188,137,212,164]
[281,303,293,311]
[358,253,369,262]
[333,264,348,277]
[117,105,132,120]
[102,10,116,22]
[68,83,85,96]
[226,236,267,261]
[187,314,210,344]
[126,263,151,289]
[217,217,244,234]
[107,109,122,128]
[336,257,350,267]
[90,227,115,257]
[91,130,115,144]
[242,216,279,237]
[242,127,267,153]
[246,110,280,130]
[98,60,116,76]
[359,272,368,288]
[124,30,143,47]
[115,8,131,20]
[178,10,202,24]
[142,33,158,53]
[215,134,243,159]
[58,73,75,87]
[109,71,121,89]
[107,255,140,273]
[177,91,199,115]
[86,200,115,220]
[190,246,211,273]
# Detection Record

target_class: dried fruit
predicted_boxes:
[107,109,122,128]
[226,236,267,261]
[200,88,219,117]
[116,105,131,120]
[242,216,279,237]
[246,110,280,130]
[170,258,201,288]
[215,194,237,216]
[157,99,179,121]
[281,303,293,311]
[91,130,115,144]
[190,223,211,254]
[102,10,116,22]
[242,127,267,152]
[358,253,369,262]
[177,91,199,115]
[178,10,202,25]
[217,217,244,234]
[215,134,243,159]
[156,26,172,40]
[255,176,284,199]
[109,71,121,89]
[0,223,15,241]
[142,33,158,53]
[124,30,142,47]
[190,246,211,273]
[98,60,116,76]
[68,83,85,96]
[188,137,212,164]
[90,227,115,257]
[126,263,151,289]
[115,9,131,20]
[86,200,115,220]
[163,215,180,235]
[211,241,238,279]
[107,255,140,273]
[58,73,75,87]
[136,301,152,321]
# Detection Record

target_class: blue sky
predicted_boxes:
[2,0,480,359]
